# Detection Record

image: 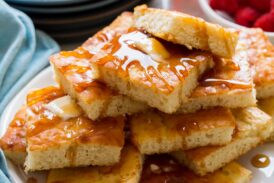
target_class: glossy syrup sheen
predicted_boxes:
[169,108,235,135]
[0,107,26,152]
[200,78,251,89]
[251,154,270,168]
[191,51,253,97]
[27,86,65,106]
[141,155,188,183]
[51,26,126,94]
[26,177,38,183]
[52,47,111,94]
[25,87,125,151]
[93,29,212,94]
[141,155,240,183]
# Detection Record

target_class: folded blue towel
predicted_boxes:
[0,151,10,183]
[0,1,60,182]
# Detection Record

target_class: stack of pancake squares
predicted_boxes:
[1,5,274,183]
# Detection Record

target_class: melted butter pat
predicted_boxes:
[133,37,170,61]
[45,96,82,120]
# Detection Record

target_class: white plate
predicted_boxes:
[0,67,55,183]
[0,67,274,183]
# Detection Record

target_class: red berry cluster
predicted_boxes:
[210,0,274,32]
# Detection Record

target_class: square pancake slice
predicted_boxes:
[51,47,148,121]
[24,86,125,171]
[258,97,274,141]
[179,37,256,113]
[141,155,251,183]
[129,107,235,154]
[172,107,273,176]
[51,13,148,121]
[0,107,27,165]
[91,28,214,113]
[134,5,238,58]
[239,28,274,99]
[47,145,143,183]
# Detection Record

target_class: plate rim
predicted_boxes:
[0,67,53,137]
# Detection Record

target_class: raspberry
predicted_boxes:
[254,12,274,32]
[235,7,260,27]
[249,0,271,12]
[237,0,249,6]
[210,0,221,9]
[210,0,239,15]
[271,0,274,10]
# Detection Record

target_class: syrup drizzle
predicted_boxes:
[25,87,124,151]
[55,47,108,93]
[251,154,270,168]
[54,29,212,94]
[172,108,234,135]
[201,78,251,89]
[93,29,210,93]
[60,47,94,59]
[26,177,37,183]
[0,107,26,154]
[193,53,252,96]
[141,155,188,183]
[141,155,226,183]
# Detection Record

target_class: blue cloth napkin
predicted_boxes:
[0,1,60,182]
[0,151,10,183]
